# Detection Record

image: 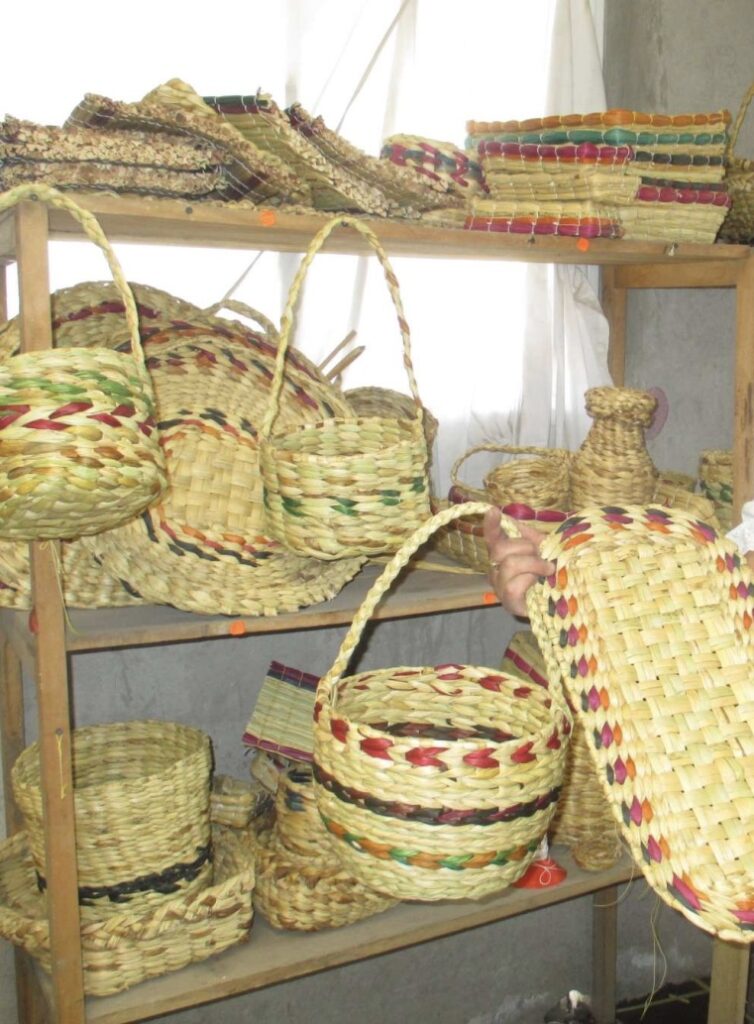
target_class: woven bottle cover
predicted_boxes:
[501,502,754,942]
[0,184,167,539]
[570,386,658,509]
[313,500,571,901]
[259,215,431,561]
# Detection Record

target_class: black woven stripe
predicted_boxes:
[37,843,212,905]
[313,763,560,826]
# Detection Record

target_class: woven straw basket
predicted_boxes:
[254,764,396,931]
[313,500,572,901]
[720,79,754,243]
[502,502,754,942]
[12,720,212,918]
[698,448,733,530]
[0,185,167,539]
[259,216,431,560]
[345,385,439,455]
[0,826,254,996]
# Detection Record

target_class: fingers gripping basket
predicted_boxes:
[0,185,166,539]
[259,216,431,560]
[313,501,572,901]
[503,503,754,942]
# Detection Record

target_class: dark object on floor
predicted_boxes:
[544,990,596,1023]
[615,977,709,1023]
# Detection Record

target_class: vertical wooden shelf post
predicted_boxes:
[16,200,85,1024]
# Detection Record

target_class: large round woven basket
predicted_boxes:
[313,501,572,901]
[12,720,212,918]
[259,216,431,561]
[0,185,167,540]
[0,826,254,996]
[508,502,754,942]
[82,313,364,615]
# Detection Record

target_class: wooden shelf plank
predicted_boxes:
[29,849,633,1024]
[0,556,493,663]
[0,194,750,269]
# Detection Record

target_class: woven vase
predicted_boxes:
[570,387,658,509]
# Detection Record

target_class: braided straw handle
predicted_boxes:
[450,443,540,499]
[316,502,569,717]
[726,80,754,161]
[0,184,146,373]
[260,215,423,439]
[203,298,280,342]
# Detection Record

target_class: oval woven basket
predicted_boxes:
[259,216,431,561]
[0,185,167,540]
[12,720,212,918]
[482,445,571,509]
[0,825,254,996]
[313,501,572,901]
[509,502,754,942]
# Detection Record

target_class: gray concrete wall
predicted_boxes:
[4,2,754,1021]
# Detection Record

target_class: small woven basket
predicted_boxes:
[259,216,431,560]
[482,445,571,509]
[698,448,733,530]
[274,764,334,858]
[344,385,439,455]
[0,826,254,996]
[12,720,212,917]
[0,184,167,540]
[719,80,754,243]
[313,501,572,901]
[503,503,754,942]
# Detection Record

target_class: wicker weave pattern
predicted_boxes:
[719,79,754,242]
[514,504,754,941]
[698,448,733,531]
[313,501,571,900]
[0,827,254,996]
[12,721,212,917]
[0,185,167,540]
[260,216,430,560]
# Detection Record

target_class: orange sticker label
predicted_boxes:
[576,238,591,252]
[260,210,277,227]
[228,620,247,636]
[483,591,499,605]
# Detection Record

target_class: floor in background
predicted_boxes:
[613,976,754,1023]
[614,978,710,1023]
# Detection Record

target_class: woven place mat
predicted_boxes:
[478,141,635,171]
[83,324,364,615]
[0,161,225,199]
[243,660,318,762]
[482,171,640,205]
[285,106,460,213]
[618,204,728,243]
[468,127,728,149]
[467,108,730,134]
[379,133,486,196]
[67,83,309,204]
[466,197,622,237]
[203,93,391,216]
[521,504,754,942]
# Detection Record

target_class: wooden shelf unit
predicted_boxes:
[1,195,754,1024]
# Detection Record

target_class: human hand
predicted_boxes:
[483,507,555,618]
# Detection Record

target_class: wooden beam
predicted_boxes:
[17,199,86,1024]
[708,939,749,1024]
[601,266,627,385]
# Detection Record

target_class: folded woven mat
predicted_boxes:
[67,82,310,204]
[0,160,224,198]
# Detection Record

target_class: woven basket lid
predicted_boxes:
[81,312,363,615]
[520,503,754,942]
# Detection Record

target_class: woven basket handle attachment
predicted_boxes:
[203,298,280,343]
[316,501,568,718]
[450,443,559,494]
[726,81,754,161]
[0,184,146,374]
[260,215,424,440]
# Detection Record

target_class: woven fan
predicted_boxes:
[243,661,317,763]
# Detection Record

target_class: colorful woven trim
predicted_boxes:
[468,109,731,133]
[322,815,540,871]
[465,213,622,238]
[478,141,635,166]
[468,128,728,149]
[636,182,731,205]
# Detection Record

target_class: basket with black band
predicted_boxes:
[259,215,431,560]
[0,184,166,540]
[313,500,572,901]
[12,720,212,918]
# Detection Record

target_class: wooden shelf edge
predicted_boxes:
[29,849,634,1024]
[0,557,493,662]
[1,193,751,268]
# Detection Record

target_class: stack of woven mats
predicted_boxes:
[465,109,731,242]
